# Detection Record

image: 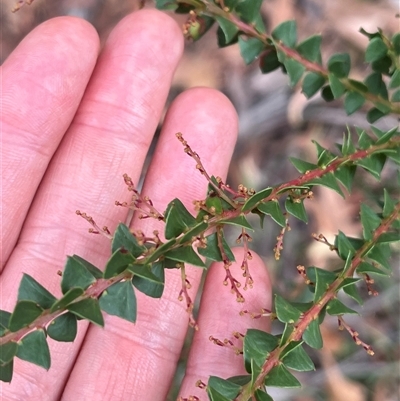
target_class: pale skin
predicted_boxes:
[1,9,271,401]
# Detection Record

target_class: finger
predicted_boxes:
[1,10,183,399]
[61,88,239,401]
[179,248,272,400]
[1,17,99,269]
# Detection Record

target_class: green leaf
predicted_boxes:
[164,246,205,267]
[389,69,400,89]
[0,310,11,336]
[344,91,365,115]
[243,329,279,372]
[327,53,351,78]
[239,36,265,64]
[187,15,215,41]
[258,200,286,227]
[275,294,301,323]
[383,189,396,218]
[302,72,325,98]
[283,58,306,87]
[336,277,361,291]
[297,35,322,63]
[146,238,176,263]
[280,322,294,345]
[198,233,235,262]
[289,157,317,173]
[47,313,77,342]
[313,140,336,167]
[127,264,163,284]
[215,16,239,45]
[374,127,398,145]
[112,223,146,257]
[371,55,391,74]
[364,72,388,99]
[207,376,241,399]
[0,342,18,364]
[367,107,387,123]
[335,231,356,260]
[321,85,334,102]
[281,342,315,371]
[312,267,337,302]
[16,329,50,370]
[50,288,84,312]
[61,255,97,294]
[360,204,381,240]
[179,221,208,243]
[392,89,400,102]
[251,357,262,385]
[328,73,346,98]
[206,196,223,215]
[132,261,165,298]
[164,198,196,240]
[366,243,391,270]
[355,153,386,180]
[285,197,308,223]
[17,274,57,309]
[259,50,281,73]
[235,0,263,23]
[71,255,103,279]
[99,281,137,323]
[334,165,356,193]
[356,262,390,276]
[303,319,323,349]
[155,0,178,10]
[272,20,297,48]
[67,298,104,327]
[309,173,344,197]
[393,32,400,55]
[0,359,13,383]
[342,283,363,305]
[242,187,273,212]
[207,386,231,401]
[255,389,274,401]
[365,37,388,62]
[9,301,43,332]
[264,364,301,388]
[225,375,251,386]
[103,249,135,279]
[327,298,358,315]
[221,215,253,230]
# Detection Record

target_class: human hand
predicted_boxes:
[1,9,271,400]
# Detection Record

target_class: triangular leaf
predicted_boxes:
[327,53,351,78]
[283,58,305,87]
[360,204,381,240]
[50,288,84,313]
[275,294,301,323]
[243,329,279,372]
[297,35,322,63]
[215,16,239,45]
[112,223,146,257]
[0,310,11,336]
[198,233,235,262]
[312,267,337,302]
[164,198,196,240]
[71,255,103,279]
[103,249,135,279]
[207,376,241,399]
[242,187,273,212]
[221,215,253,230]
[0,342,18,364]
[327,298,358,315]
[132,261,165,298]
[67,298,104,327]
[239,36,265,65]
[61,255,97,294]
[282,342,315,371]
[344,91,365,115]
[9,301,43,332]
[255,389,274,401]
[16,329,50,370]
[302,72,325,98]
[285,197,308,223]
[335,231,356,260]
[164,246,205,267]
[328,73,346,98]
[334,165,356,193]
[235,0,263,23]
[264,364,301,388]
[289,158,317,174]
[272,20,297,48]
[303,319,323,349]
[258,201,286,227]
[17,274,57,309]
[47,312,77,342]
[342,283,363,305]
[0,359,13,383]
[146,238,176,263]
[99,281,137,323]
[127,264,163,283]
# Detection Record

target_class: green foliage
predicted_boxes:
[3,1,400,398]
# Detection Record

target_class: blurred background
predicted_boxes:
[2,0,399,400]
